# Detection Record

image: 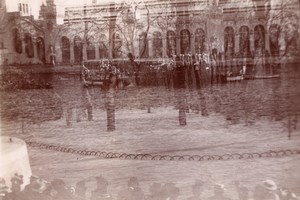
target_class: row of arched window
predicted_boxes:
[60,24,281,64]
[13,29,45,62]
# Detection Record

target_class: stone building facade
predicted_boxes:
[0,0,299,65]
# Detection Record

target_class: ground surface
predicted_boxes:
[1,107,300,199]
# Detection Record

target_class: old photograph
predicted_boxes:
[0,0,300,199]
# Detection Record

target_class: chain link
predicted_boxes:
[26,141,300,162]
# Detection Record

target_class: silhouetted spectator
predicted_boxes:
[187,180,203,200]
[146,182,161,200]
[234,181,249,200]
[90,176,112,200]
[207,184,231,200]
[0,178,9,200]
[19,177,52,200]
[279,187,298,200]
[50,179,74,200]
[117,177,145,200]
[3,174,24,200]
[253,180,280,200]
[10,174,23,193]
[160,183,180,200]
[74,180,87,200]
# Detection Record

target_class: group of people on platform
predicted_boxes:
[1,174,299,200]
[81,49,280,89]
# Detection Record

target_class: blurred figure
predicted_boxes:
[90,176,112,200]
[278,187,298,200]
[207,184,231,200]
[10,173,23,193]
[18,177,51,200]
[0,178,9,200]
[3,173,24,200]
[74,180,87,200]
[117,177,145,200]
[50,179,74,200]
[160,183,180,200]
[146,182,161,200]
[234,181,249,200]
[253,179,280,200]
[187,180,204,200]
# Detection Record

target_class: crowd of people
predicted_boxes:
[0,174,299,200]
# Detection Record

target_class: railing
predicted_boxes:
[26,140,300,162]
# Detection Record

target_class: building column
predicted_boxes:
[191,34,195,55]
[148,38,153,58]
[33,42,39,63]
[176,34,180,55]
[235,33,239,54]
[82,43,87,61]
[249,32,254,53]
[70,42,75,64]
[95,44,100,60]
[265,32,270,52]
[55,43,62,64]
[162,37,167,57]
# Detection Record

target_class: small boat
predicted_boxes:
[226,75,244,82]
[225,65,246,82]
[253,74,280,79]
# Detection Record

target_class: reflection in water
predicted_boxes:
[66,86,93,126]
[1,64,300,135]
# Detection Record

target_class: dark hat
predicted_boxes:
[128,177,139,187]
[31,179,47,193]
[95,176,108,186]
[262,179,277,191]
[51,179,66,190]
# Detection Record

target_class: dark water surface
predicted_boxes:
[1,63,299,130]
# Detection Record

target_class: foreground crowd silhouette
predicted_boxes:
[0,174,299,200]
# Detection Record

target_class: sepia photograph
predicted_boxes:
[0,0,300,199]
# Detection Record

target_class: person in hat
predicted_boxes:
[146,182,162,200]
[0,178,9,200]
[207,183,232,200]
[90,176,112,200]
[18,178,52,200]
[278,187,299,200]
[74,180,87,200]
[234,181,249,200]
[50,179,74,200]
[160,182,180,200]
[187,180,204,200]
[117,177,145,200]
[261,179,280,200]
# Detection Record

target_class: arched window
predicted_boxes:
[24,33,34,58]
[74,36,83,64]
[139,32,148,58]
[153,31,162,58]
[61,36,70,63]
[112,32,122,58]
[269,24,280,57]
[239,26,250,56]
[254,25,265,54]
[36,37,45,63]
[167,30,176,57]
[180,29,190,54]
[224,26,235,58]
[99,34,108,59]
[13,28,22,53]
[194,28,205,54]
[86,36,96,60]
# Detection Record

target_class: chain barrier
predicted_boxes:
[26,141,300,162]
